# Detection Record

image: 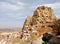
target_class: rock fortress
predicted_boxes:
[0,6,58,44]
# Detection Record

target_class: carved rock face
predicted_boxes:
[21,6,57,41]
[33,6,56,25]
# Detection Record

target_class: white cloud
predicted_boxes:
[0,1,27,19]
[29,2,60,10]
[17,1,25,6]
[0,1,25,11]
[43,2,60,9]
[5,12,27,19]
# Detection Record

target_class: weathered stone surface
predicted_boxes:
[21,6,57,41]
[33,6,56,26]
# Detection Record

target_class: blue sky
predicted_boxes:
[0,0,60,28]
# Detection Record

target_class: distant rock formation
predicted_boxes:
[21,6,57,41]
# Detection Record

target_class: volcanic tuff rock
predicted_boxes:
[21,6,57,41]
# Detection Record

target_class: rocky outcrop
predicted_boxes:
[33,6,56,26]
[21,6,57,41]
